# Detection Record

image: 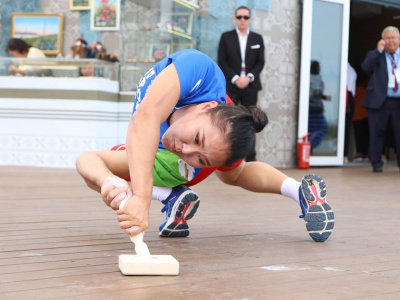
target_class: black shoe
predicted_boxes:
[373,167,383,173]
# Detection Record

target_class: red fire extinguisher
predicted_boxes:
[297,134,311,169]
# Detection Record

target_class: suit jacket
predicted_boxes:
[218,30,265,93]
[361,49,390,109]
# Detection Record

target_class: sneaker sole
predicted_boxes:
[159,190,200,238]
[302,174,335,242]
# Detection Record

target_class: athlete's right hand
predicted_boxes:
[117,195,150,236]
[101,177,132,210]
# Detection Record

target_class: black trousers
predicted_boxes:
[344,92,355,157]
[227,86,259,107]
[368,97,400,168]
[227,86,259,161]
[353,118,369,155]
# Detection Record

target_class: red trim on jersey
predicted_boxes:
[186,168,215,186]
[186,159,242,187]
[226,94,234,105]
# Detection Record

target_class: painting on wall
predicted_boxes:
[70,0,91,10]
[91,0,120,31]
[10,13,64,56]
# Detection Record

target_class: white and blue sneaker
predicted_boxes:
[299,173,335,242]
[159,185,200,237]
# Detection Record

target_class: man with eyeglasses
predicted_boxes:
[361,26,400,173]
[218,6,265,162]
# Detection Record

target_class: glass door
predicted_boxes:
[298,0,350,166]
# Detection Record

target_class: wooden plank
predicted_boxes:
[0,166,400,299]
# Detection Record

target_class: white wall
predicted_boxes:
[0,77,129,168]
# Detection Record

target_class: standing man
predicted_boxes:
[361,26,400,173]
[218,6,265,162]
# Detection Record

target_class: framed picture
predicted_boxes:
[70,0,91,10]
[160,13,193,39]
[149,44,170,61]
[10,13,64,56]
[171,43,193,54]
[91,0,121,31]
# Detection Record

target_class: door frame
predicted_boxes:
[298,0,350,166]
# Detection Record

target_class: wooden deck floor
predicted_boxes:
[1,165,400,299]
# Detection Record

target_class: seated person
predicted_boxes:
[6,38,48,76]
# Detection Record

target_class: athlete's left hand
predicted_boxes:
[101,177,132,210]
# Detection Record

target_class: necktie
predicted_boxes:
[390,53,398,92]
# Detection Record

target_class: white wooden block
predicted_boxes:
[119,254,179,275]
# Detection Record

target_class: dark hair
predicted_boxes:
[207,104,268,166]
[236,6,251,16]
[6,38,31,54]
[310,60,320,75]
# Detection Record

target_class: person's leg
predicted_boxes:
[152,186,172,201]
[240,87,259,107]
[368,106,389,171]
[239,162,334,242]
[280,173,334,242]
[152,150,201,238]
[106,145,201,237]
[308,111,328,149]
[344,112,352,157]
[353,118,370,159]
[281,172,334,242]
[241,88,259,161]
[226,87,241,105]
[344,93,355,157]
[280,177,301,204]
[361,118,370,159]
[388,99,400,169]
[298,173,334,242]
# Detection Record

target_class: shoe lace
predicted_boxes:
[161,199,169,213]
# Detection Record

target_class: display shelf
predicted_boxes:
[0,58,119,80]
[120,0,197,92]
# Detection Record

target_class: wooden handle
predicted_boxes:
[119,197,151,258]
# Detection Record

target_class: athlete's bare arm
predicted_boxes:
[119,64,181,236]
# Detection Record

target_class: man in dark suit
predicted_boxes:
[218,6,265,162]
[361,26,400,172]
